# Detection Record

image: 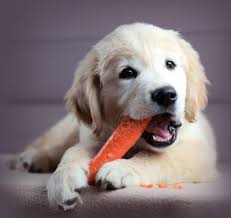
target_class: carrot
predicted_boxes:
[88,117,151,184]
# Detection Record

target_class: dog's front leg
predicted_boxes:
[95,155,149,190]
[96,145,217,190]
[47,144,96,210]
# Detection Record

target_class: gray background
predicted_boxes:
[0,0,231,166]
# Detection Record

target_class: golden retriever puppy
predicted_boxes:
[15,23,218,210]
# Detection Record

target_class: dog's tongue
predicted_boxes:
[145,114,172,142]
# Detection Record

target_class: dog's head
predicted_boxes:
[65,23,208,150]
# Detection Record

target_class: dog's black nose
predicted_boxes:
[151,86,177,107]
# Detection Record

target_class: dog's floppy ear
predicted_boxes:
[179,38,209,122]
[65,50,102,135]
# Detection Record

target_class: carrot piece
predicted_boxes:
[157,183,168,189]
[140,183,184,189]
[88,117,151,184]
[140,184,155,188]
[172,183,183,189]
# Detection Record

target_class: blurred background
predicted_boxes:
[0,0,230,167]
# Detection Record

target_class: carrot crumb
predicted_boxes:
[157,183,168,189]
[140,184,155,188]
[172,184,183,189]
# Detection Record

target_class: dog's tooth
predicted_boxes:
[152,135,157,141]
[153,135,162,142]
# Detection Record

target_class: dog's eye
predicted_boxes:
[119,67,138,79]
[165,60,176,70]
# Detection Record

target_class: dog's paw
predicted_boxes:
[47,164,88,210]
[95,160,141,190]
[15,148,52,173]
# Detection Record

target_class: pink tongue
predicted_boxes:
[146,118,172,141]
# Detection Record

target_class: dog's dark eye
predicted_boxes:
[119,67,138,79]
[165,60,176,70]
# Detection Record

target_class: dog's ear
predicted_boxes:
[65,50,102,135]
[179,38,209,122]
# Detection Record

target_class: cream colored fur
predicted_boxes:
[15,23,217,210]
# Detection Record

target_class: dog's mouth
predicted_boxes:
[142,113,182,148]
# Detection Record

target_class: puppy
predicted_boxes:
[16,23,218,210]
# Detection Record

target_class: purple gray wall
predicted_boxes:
[0,0,231,164]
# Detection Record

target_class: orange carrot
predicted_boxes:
[88,117,151,184]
